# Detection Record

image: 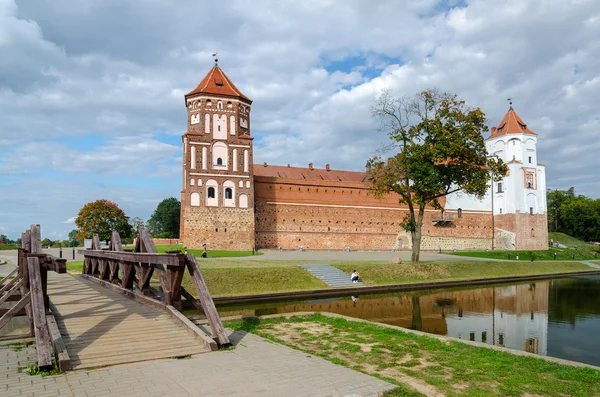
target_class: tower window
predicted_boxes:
[528,156,532,163]
[497,182,503,193]
[500,208,503,214]
[225,188,233,199]
[457,208,463,218]
[217,158,223,166]
[530,207,534,215]
[208,187,215,198]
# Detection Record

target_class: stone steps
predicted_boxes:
[300,264,363,288]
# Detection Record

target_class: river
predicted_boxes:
[216,275,600,367]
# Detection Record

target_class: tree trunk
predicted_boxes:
[410,205,426,263]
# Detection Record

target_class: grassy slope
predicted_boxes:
[66,259,596,296]
[451,248,599,261]
[182,267,328,296]
[231,314,600,397]
[334,261,594,285]
[548,232,592,247]
[155,244,262,257]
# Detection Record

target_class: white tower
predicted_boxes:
[486,106,548,250]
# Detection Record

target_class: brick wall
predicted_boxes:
[494,212,548,250]
[181,206,255,250]
[254,178,497,251]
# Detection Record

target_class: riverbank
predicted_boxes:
[229,313,600,396]
[64,260,597,297]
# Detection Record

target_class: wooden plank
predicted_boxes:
[21,232,27,250]
[165,305,218,351]
[24,230,31,252]
[80,275,167,311]
[185,254,230,345]
[0,279,24,306]
[46,311,71,371]
[92,234,101,250]
[18,250,34,336]
[78,250,184,267]
[30,224,42,254]
[0,308,26,316]
[27,257,52,370]
[0,274,21,296]
[167,267,185,309]
[181,287,204,313]
[110,231,123,282]
[120,262,135,289]
[0,292,31,330]
[0,267,18,288]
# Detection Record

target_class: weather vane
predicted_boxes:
[212,52,218,65]
[507,97,513,106]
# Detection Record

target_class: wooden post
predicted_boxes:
[18,247,34,336]
[0,292,31,330]
[138,229,171,299]
[24,229,31,253]
[185,254,230,345]
[30,224,42,254]
[27,257,52,370]
[110,231,123,282]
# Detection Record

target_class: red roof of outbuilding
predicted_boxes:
[253,164,366,183]
[488,107,537,140]
[186,65,251,102]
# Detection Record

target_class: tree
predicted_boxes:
[41,238,52,247]
[68,229,81,247]
[147,198,181,238]
[367,89,507,262]
[546,187,576,232]
[130,217,145,236]
[75,199,133,243]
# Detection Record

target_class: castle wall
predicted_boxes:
[494,213,548,250]
[182,206,255,250]
[254,176,495,250]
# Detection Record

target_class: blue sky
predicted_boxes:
[1,0,599,240]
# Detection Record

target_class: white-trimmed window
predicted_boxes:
[206,179,218,207]
[223,180,235,207]
[212,142,228,170]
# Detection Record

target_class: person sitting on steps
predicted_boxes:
[351,270,360,283]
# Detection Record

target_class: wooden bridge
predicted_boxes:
[0,225,229,371]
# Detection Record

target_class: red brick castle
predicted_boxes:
[180,65,548,251]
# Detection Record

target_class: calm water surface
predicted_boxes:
[216,275,600,366]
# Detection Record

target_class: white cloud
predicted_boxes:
[1,0,600,238]
[62,217,76,224]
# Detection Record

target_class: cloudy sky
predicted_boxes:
[1,0,599,240]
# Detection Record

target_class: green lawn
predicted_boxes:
[182,267,328,296]
[334,261,595,286]
[450,248,599,261]
[548,232,594,248]
[230,313,600,397]
[155,244,262,258]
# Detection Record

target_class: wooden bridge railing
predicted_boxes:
[79,229,230,346]
[0,224,67,371]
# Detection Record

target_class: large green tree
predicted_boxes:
[367,89,507,262]
[147,198,181,238]
[75,199,133,243]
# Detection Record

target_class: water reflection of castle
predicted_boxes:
[223,281,549,356]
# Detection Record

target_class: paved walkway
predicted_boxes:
[1,330,394,397]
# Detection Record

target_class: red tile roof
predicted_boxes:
[253,164,366,183]
[186,65,251,102]
[488,107,537,140]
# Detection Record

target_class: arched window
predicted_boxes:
[208,187,215,198]
[457,208,463,218]
[206,99,212,106]
[223,180,235,207]
[217,101,223,109]
[227,101,233,109]
[239,194,248,208]
[190,192,200,207]
[225,188,233,199]
[217,157,223,166]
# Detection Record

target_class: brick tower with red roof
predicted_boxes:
[179,63,256,250]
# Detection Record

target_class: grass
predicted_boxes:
[66,258,597,296]
[229,313,600,397]
[548,232,595,248]
[450,248,600,261]
[334,261,595,285]
[155,244,262,258]
[181,266,328,296]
